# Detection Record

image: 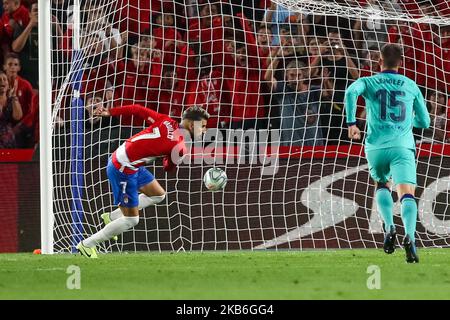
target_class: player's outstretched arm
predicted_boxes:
[412,87,431,129]
[344,78,366,126]
[344,78,365,141]
[101,104,164,126]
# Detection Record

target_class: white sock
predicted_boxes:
[109,194,166,221]
[109,208,123,221]
[138,193,166,209]
[83,216,139,248]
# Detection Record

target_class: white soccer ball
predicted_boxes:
[203,168,227,191]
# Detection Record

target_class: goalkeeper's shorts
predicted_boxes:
[107,157,155,208]
[366,147,416,186]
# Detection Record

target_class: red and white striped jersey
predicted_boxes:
[110,105,186,174]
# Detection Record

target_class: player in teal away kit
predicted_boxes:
[344,44,430,263]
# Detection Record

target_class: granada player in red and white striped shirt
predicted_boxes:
[77,104,209,258]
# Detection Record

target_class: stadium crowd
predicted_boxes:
[0,0,449,149]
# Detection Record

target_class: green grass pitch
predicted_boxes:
[1,249,450,299]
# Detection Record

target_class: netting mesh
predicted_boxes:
[48,0,450,252]
[275,0,450,24]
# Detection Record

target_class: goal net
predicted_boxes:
[43,0,450,253]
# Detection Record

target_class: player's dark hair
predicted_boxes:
[235,41,246,50]
[257,23,271,33]
[328,28,340,36]
[4,52,20,63]
[182,106,210,121]
[152,12,163,25]
[381,43,403,69]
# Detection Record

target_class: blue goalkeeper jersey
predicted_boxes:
[344,70,430,151]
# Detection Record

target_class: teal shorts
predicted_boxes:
[366,147,417,186]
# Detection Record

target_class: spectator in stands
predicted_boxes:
[272,24,308,82]
[140,33,157,52]
[60,1,123,59]
[263,1,295,46]
[418,0,436,16]
[307,38,320,65]
[388,21,420,84]
[290,15,308,53]
[11,1,38,88]
[197,0,214,28]
[320,66,334,102]
[315,32,360,94]
[174,40,198,91]
[86,2,125,55]
[116,43,151,105]
[418,24,449,93]
[265,58,323,146]
[255,23,277,129]
[81,31,106,68]
[360,46,381,77]
[185,0,230,66]
[153,9,182,52]
[353,0,389,52]
[184,55,231,129]
[347,46,381,131]
[14,88,38,148]
[423,91,449,142]
[396,4,437,89]
[97,20,124,57]
[410,16,442,92]
[225,33,267,130]
[0,70,22,148]
[1,0,30,39]
[51,0,69,28]
[440,26,450,94]
[397,0,422,17]
[121,37,163,107]
[149,66,183,120]
[3,52,32,121]
[256,23,275,66]
[0,7,5,66]
[283,22,307,57]
[306,38,323,83]
[310,31,359,144]
[309,12,357,53]
[265,42,296,129]
[435,0,450,17]
[114,0,159,36]
[152,7,184,67]
[1,0,29,65]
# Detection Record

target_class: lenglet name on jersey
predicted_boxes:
[376,78,405,86]
[164,120,175,140]
[378,124,403,130]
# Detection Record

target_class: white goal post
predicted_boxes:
[39,0,53,255]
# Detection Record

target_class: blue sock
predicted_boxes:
[376,188,394,233]
[401,195,417,243]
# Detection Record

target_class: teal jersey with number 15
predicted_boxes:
[344,70,430,152]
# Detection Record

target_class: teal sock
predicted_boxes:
[376,188,394,233]
[401,197,418,243]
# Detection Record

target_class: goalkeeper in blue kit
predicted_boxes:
[344,44,430,263]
